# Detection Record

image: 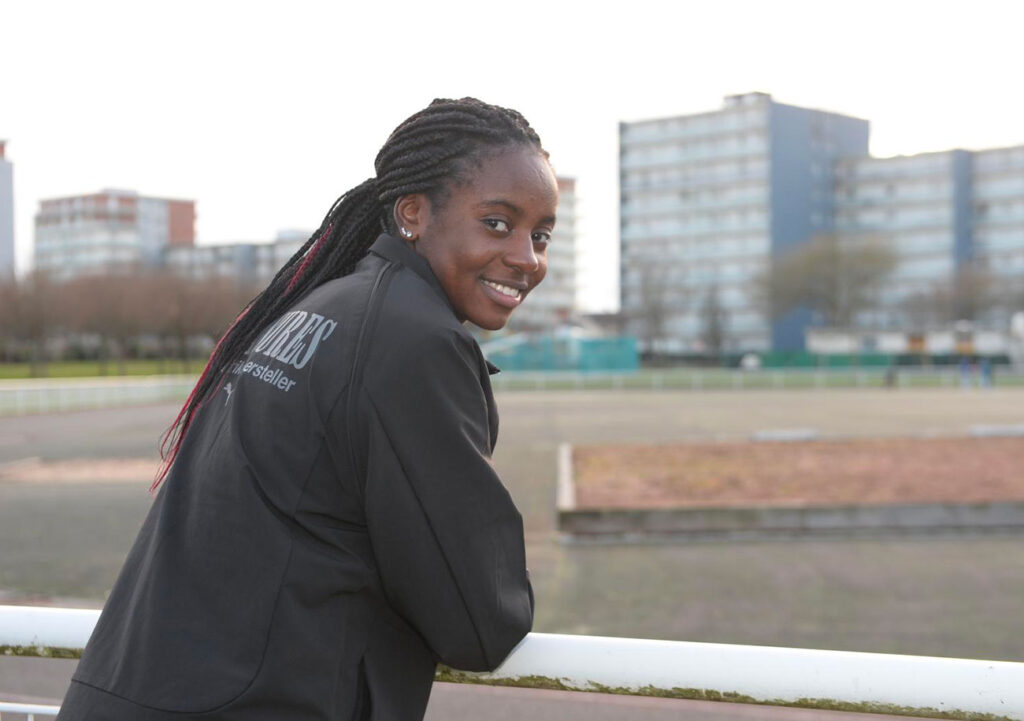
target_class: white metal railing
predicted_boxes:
[2,605,1024,719]
[0,700,59,719]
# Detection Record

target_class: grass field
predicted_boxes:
[0,359,199,379]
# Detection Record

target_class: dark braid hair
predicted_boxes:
[153,97,548,491]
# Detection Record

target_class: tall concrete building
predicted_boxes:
[164,230,311,288]
[835,144,1024,330]
[34,189,195,280]
[0,141,14,279]
[972,145,1024,286]
[508,176,577,331]
[834,150,973,328]
[619,93,870,353]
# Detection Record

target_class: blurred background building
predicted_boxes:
[164,229,308,288]
[507,176,577,332]
[834,150,971,329]
[0,141,14,279]
[970,146,1024,324]
[822,145,1024,337]
[619,92,869,354]
[34,189,195,281]
[29,180,579,325]
[620,93,1024,356]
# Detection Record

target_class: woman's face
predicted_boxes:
[400,147,559,331]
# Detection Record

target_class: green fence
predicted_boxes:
[484,336,639,372]
[490,367,1024,392]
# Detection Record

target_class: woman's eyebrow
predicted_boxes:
[478,199,523,214]
[479,199,557,226]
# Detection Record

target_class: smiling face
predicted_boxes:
[395,146,559,331]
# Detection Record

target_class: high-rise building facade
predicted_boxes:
[972,145,1024,283]
[164,241,278,286]
[34,189,195,281]
[164,230,311,288]
[619,93,870,353]
[0,141,14,279]
[508,176,577,331]
[834,145,1024,330]
[834,150,973,328]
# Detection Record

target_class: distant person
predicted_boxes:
[981,357,993,388]
[57,98,553,721]
[959,356,972,389]
[884,364,897,389]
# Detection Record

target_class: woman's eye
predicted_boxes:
[483,218,511,233]
[532,231,552,246]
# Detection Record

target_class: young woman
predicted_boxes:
[56,98,557,721]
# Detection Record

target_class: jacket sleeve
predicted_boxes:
[358,327,533,672]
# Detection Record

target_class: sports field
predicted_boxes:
[2,388,1024,663]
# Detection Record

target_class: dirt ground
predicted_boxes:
[574,436,1024,509]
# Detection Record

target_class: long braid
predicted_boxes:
[154,97,547,491]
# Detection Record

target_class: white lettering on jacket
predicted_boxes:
[251,310,339,370]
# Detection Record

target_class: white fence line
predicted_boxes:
[0,370,1020,416]
[2,605,1023,719]
[0,376,194,416]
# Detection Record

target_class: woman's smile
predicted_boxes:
[481,277,525,305]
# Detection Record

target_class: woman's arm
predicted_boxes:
[359,328,533,672]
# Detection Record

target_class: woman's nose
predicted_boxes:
[504,232,540,273]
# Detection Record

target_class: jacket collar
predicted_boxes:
[368,233,501,376]
[369,233,451,309]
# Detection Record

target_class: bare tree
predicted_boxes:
[754,235,897,327]
[699,285,728,360]
[61,273,153,374]
[951,266,997,322]
[144,273,246,373]
[0,277,18,362]
[900,285,948,329]
[633,263,677,354]
[0,272,60,375]
[900,266,998,328]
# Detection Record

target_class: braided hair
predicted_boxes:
[154,98,548,490]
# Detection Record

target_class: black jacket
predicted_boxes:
[57,234,533,721]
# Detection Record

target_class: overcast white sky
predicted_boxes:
[3,0,1023,311]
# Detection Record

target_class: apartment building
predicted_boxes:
[0,141,13,279]
[34,189,195,280]
[619,92,869,353]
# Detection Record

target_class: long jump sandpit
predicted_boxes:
[558,435,1024,541]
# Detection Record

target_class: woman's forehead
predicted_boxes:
[455,148,558,209]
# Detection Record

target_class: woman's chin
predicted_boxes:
[468,310,513,332]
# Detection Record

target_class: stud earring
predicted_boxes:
[400,227,413,239]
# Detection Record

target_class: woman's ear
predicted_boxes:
[393,194,428,243]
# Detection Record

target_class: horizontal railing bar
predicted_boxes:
[2,605,1022,720]
[0,700,61,716]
